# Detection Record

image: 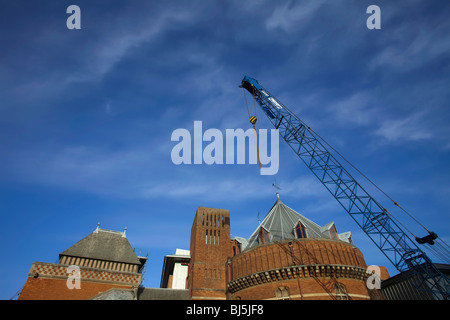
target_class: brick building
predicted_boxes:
[185,192,381,300]
[18,193,383,300]
[18,225,147,300]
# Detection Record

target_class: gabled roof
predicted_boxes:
[232,236,249,251]
[338,231,352,242]
[59,226,141,265]
[242,193,351,249]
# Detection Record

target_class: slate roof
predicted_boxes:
[241,193,352,250]
[137,288,190,300]
[90,288,191,300]
[59,226,141,265]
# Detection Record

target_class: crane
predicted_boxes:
[240,75,450,300]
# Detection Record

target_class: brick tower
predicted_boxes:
[18,225,147,300]
[187,207,232,300]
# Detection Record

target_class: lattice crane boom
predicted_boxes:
[240,75,450,300]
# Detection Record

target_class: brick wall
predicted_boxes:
[187,207,232,300]
[229,239,367,281]
[19,277,135,300]
[226,239,371,300]
[18,262,141,300]
[229,278,371,300]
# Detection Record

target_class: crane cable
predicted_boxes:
[306,124,450,261]
[299,119,448,242]
[243,87,262,169]
[426,243,450,264]
[244,91,417,258]
[244,83,450,262]
[299,124,416,234]
[296,118,450,263]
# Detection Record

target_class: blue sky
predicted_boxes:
[1,0,450,299]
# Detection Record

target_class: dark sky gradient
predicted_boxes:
[1,0,449,298]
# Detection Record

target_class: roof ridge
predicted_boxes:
[60,228,140,264]
[278,201,321,229]
[97,228,125,235]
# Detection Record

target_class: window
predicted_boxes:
[233,240,242,256]
[295,222,307,239]
[329,225,339,240]
[259,228,270,244]
[334,283,349,300]
[276,286,290,300]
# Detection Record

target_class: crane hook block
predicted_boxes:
[415,232,438,245]
[249,116,257,125]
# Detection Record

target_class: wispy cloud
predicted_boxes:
[65,9,195,84]
[2,142,167,198]
[142,175,326,202]
[375,111,433,142]
[1,1,450,299]
[0,3,196,109]
[265,0,326,32]
[369,22,450,72]
[327,92,379,127]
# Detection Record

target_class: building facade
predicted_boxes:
[380,263,450,300]
[160,249,190,289]
[18,193,385,300]
[18,225,147,300]
[187,207,232,300]
[185,193,379,300]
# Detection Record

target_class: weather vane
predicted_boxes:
[272,182,282,199]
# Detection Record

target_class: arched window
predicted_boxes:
[275,286,290,300]
[295,222,307,239]
[334,283,349,300]
[259,227,270,244]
